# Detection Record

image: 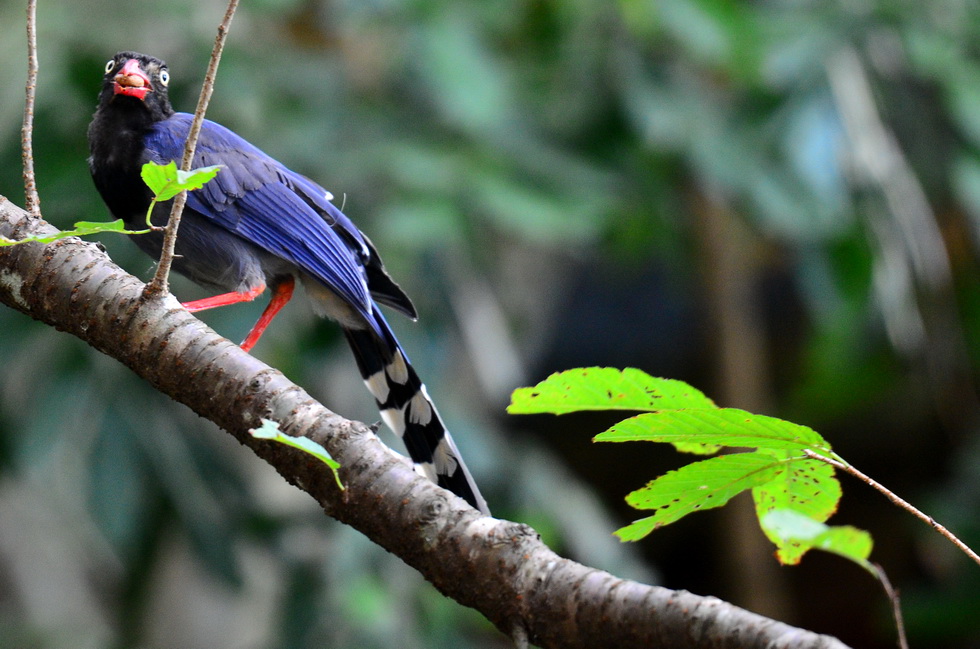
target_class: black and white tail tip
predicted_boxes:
[346,329,489,514]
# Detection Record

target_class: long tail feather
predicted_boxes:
[343,321,489,514]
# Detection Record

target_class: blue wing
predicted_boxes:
[145,113,380,332]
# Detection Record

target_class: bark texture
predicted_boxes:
[0,195,851,649]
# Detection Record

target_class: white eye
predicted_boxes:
[105,59,115,74]
[159,69,169,86]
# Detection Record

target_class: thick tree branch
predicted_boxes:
[0,196,850,649]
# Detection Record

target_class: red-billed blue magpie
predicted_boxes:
[88,52,489,514]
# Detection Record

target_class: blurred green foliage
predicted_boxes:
[2,0,980,648]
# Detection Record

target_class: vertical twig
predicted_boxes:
[510,622,530,649]
[21,0,40,217]
[143,0,240,298]
[871,564,908,649]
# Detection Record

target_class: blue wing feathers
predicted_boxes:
[140,110,484,511]
[147,113,378,330]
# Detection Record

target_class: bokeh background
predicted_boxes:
[2,1,980,647]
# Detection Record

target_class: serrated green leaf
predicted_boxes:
[761,509,874,572]
[71,220,137,234]
[141,161,180,198]
[249,419,343,490]
[595,408,836,457]
[816,526,874,566]
[508,367,716,415]
[753,453,842,564]
[0,219,150,246]
[176,164,222,191]
[141,160,221,201]
[615,451,788,541]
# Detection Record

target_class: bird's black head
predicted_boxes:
[97,51,174,121]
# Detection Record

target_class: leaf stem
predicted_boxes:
[144,0,239,298]
[21,0,40,218]
[870,564,908,649]
[804,450,980,567]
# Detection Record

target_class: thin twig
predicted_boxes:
[509,622,530,649]
[144,0,240,298]
[870,564,908,649]
[21,0,40,217]
[805,449,980,566]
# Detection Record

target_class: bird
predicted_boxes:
[88,51,489,514]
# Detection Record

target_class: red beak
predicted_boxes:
[113,59,152,100]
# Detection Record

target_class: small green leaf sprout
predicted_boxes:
[248,418,343,491]
[0,160,220,246]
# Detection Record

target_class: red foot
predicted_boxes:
[240,277,295,352]
[182,283,266,313]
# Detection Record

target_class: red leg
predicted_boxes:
[183,283,266,313]
[240,277,295,352]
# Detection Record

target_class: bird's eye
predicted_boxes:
[159,70,170,86]
[105,59,115,74]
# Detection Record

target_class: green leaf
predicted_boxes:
[70,219,142,234]
[761,509,874,572]
[753,453,842,564]
[249,419,343,490]
[0,219,149,246]
[615,451,788,541]
[141,160,222,201]
[595,408,837,456]
[141,160,180,198]
[508,367,717,415]
[176,165,222,191]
